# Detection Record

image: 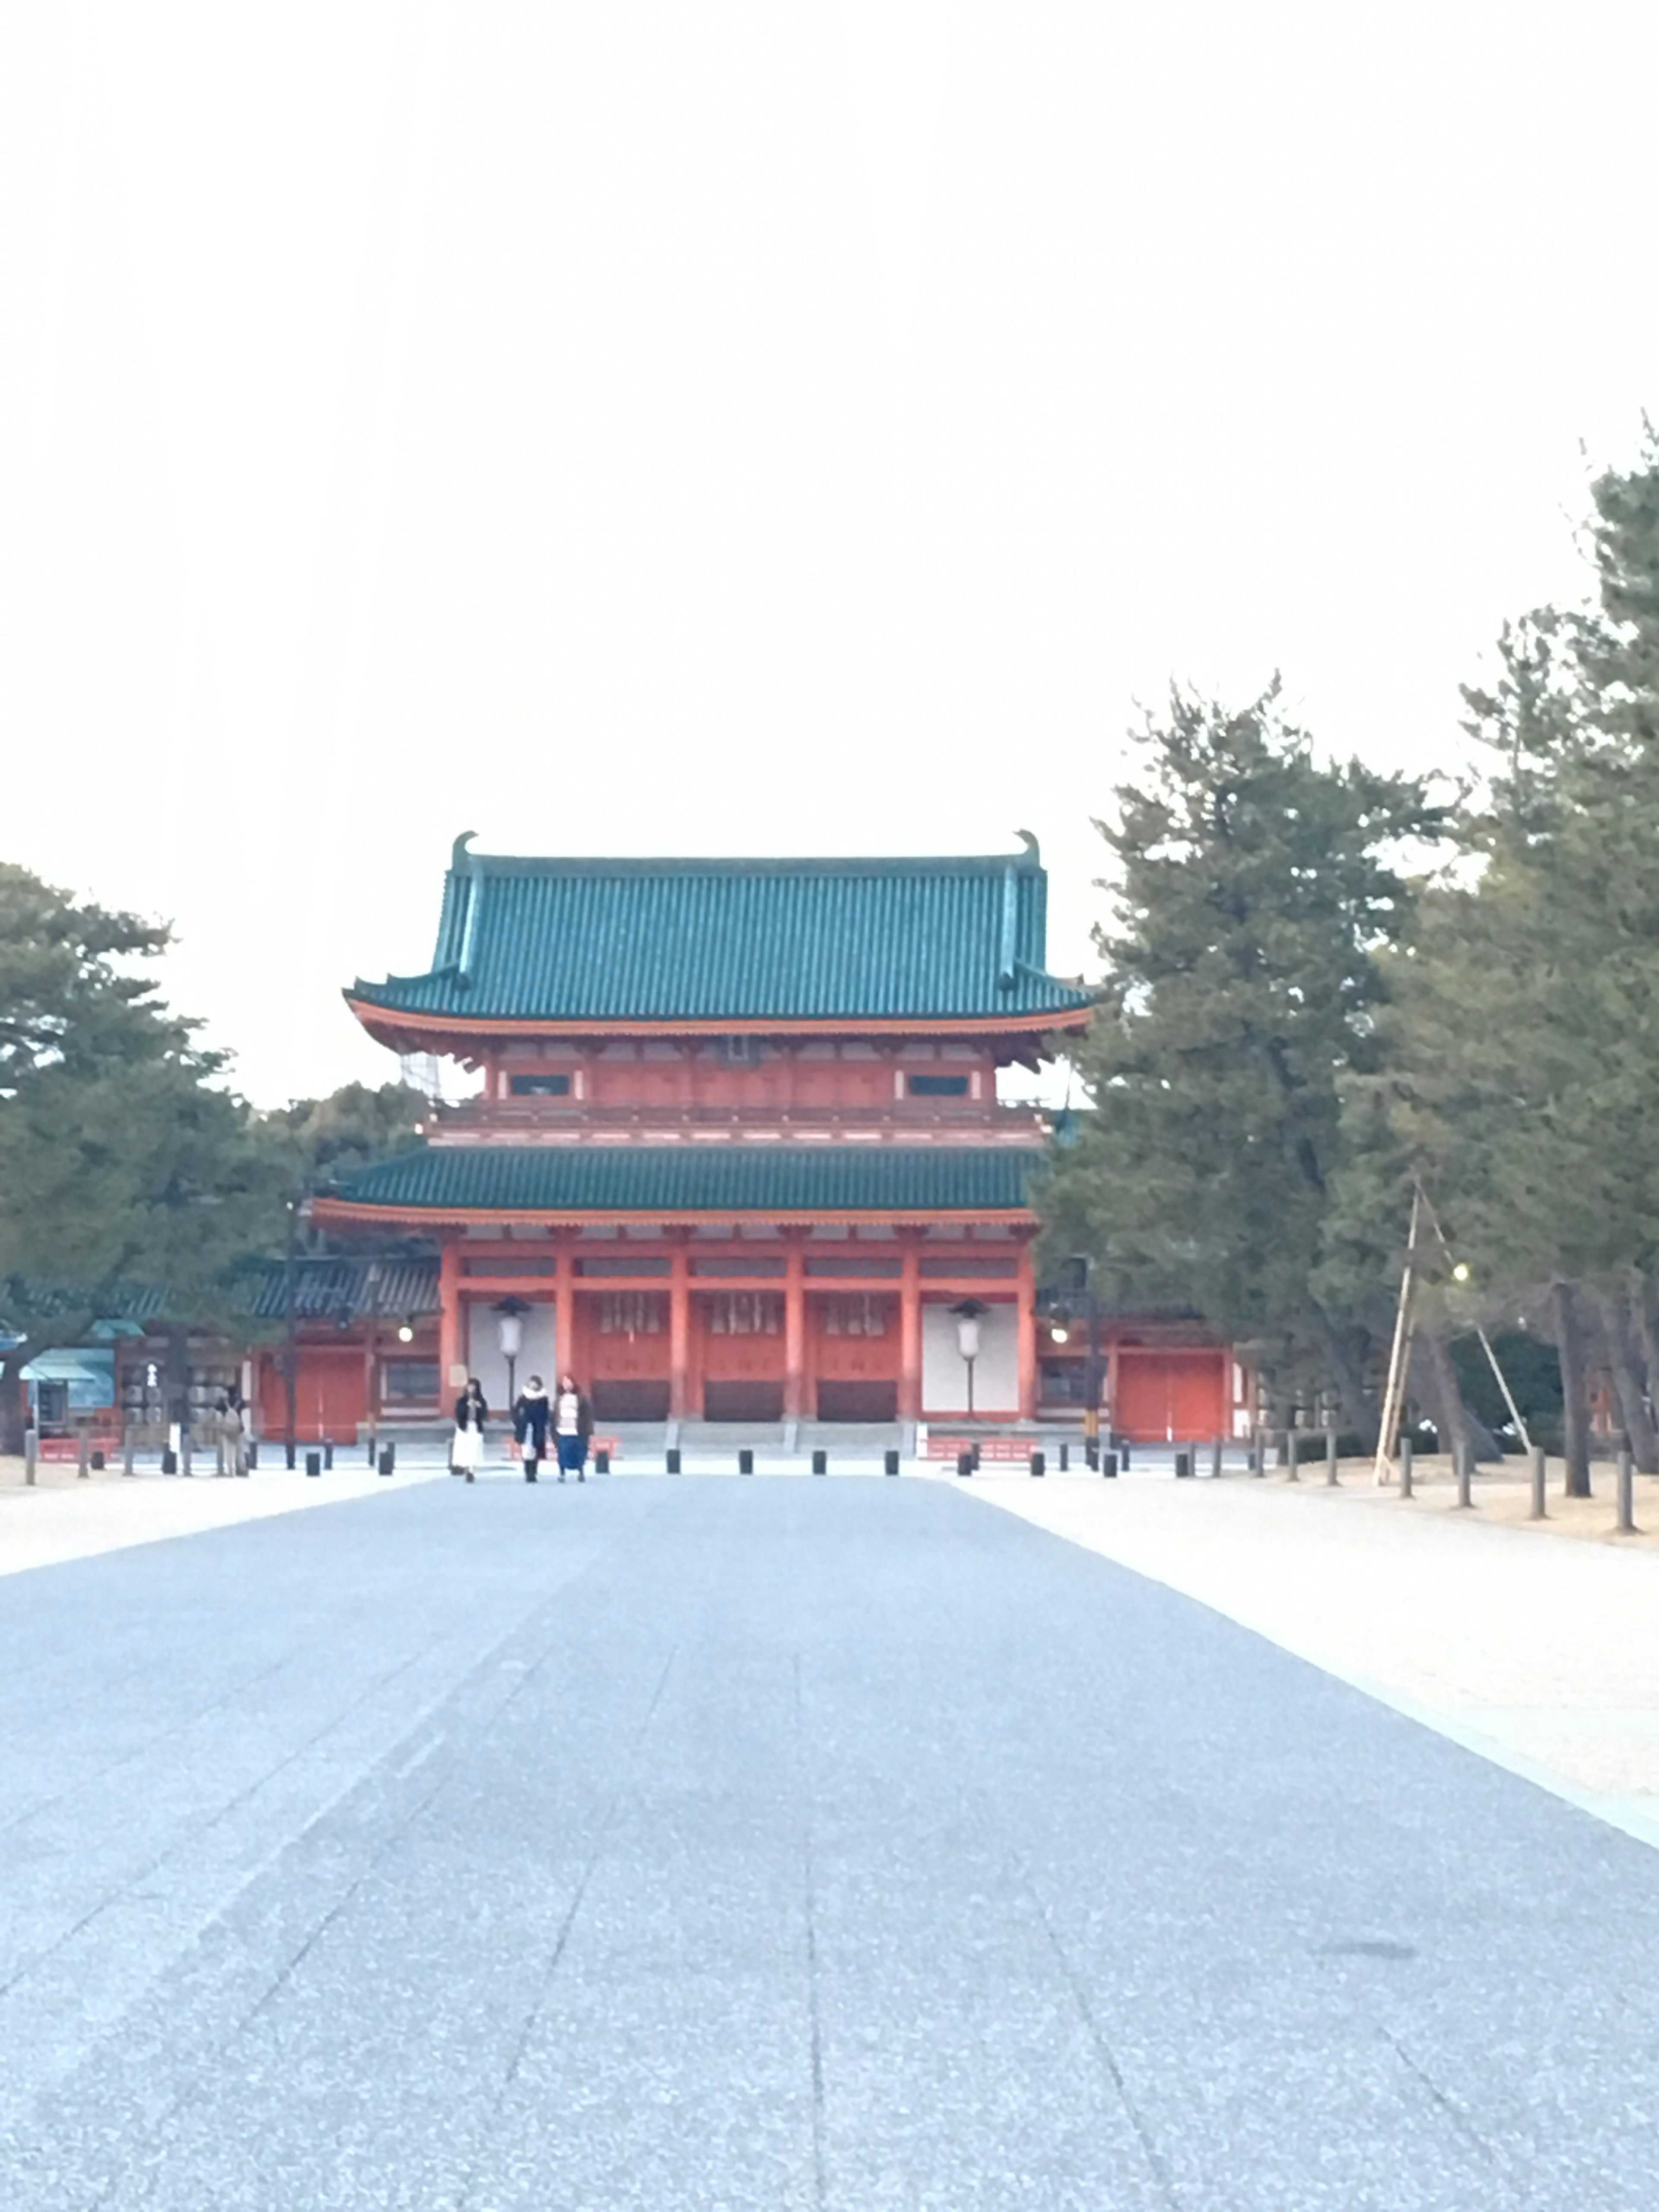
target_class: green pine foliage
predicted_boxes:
[1039,685,1447,1438]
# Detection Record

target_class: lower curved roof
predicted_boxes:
[321,1144,1040,1217]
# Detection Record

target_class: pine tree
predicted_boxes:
[1039,686,1446,1440]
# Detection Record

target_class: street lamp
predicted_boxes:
[948,1299,990,1417]
[495,1297,529,1408]
[1062,1255,1102,1443]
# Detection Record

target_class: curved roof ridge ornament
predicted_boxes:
[451,830,479,874]
[1014,828,1040,866]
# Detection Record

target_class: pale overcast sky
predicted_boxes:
[3,2,1657,1103]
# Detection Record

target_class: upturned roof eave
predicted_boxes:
[344,996,1093,1046]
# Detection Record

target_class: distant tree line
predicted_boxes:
[1039,438,1659,1490]
[0,863,424,1452]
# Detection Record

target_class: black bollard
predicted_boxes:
[884,1448,899,1477]
[378,1445,395,1477]
[1102,1449,1119,1478]
[1030,1449,1046,1478]
[811,1449,827,1476]
[285,1440,296,1470]
[738,1448,754,1475]
[305,1449,321,1477]
[594,1447,610,1474]
[970,1442,981,1471]
[323,1440,334,1470]
[160,1448,177,1475]
[90,1449,105,1471]
[366,1437,376,1467]
[956,1450,973,1478]
[1119,1441,1131,1472]
[1618,1447,1637,1535]
[1174,1450,1192,1479]
[666,1447,681,1474]
[1058,1442,1069,1471]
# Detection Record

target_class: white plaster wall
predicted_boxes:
[922,1303,1018,1414]
[467,1301,559,1415]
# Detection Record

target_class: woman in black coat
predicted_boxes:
[512,1376,551,1483]
[452,1379,487,1482]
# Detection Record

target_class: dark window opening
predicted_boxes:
[907,1073,969,1097]
[509,1073,571,1096]
[381,1360,440,1402]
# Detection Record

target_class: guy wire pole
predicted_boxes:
[1414,1182,1532,1455]
[1373,1185,1422,1487]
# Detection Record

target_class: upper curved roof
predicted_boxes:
[347,842,1093,1029]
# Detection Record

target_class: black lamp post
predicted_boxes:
[948,1299,991,1417]
[495,1296,530,1410]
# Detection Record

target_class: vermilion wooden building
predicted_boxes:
[309,839,1246,1439]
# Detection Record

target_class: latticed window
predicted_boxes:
[597,1294,666,1336]
[820,1295,891,1338]
[706,1293,782,1336]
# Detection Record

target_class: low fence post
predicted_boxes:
[1529,1443,1546,1520]
[122,1427,136,1478]
[1617,1447,1637,1535]
[77,1430,90,1480]
[24,1427,37,1487]
[1325,1430,1339,1486]
[1399,1435,1413,1499]
[1286,1429,1300,1483]
[1455,1438,1472,1510]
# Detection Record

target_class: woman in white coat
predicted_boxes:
[452,1378,488,1482]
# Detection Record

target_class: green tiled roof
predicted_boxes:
[348,839,1092,1026]
[328,1145,1040,1215]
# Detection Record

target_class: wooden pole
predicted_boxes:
[1373,1186,1422,1485]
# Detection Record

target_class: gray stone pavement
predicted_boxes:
[4,1476,1659,2209]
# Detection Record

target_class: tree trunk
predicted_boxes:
[1634,1271,1659,1413]
[0,1360,28,1457]
[1593,1284,1659,1474]
[1552,1277,1593,1498]
[1306,1301,1377,1446]
[1410,1328,1503,1465]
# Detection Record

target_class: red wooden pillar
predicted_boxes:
[555,1234,576,1382]
[899,1235,922,1422]
[439,1239,463,1395]
[783,1236,807,1419]
[1017,1243,1038,1422]
[669,1237,691,1417]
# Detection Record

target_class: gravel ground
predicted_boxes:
[946,1462,1659,1847]
[6,1475,1659,2207]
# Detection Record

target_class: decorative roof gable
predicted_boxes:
[348,839,1091,1030]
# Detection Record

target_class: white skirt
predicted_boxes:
[452,1423,482,1470]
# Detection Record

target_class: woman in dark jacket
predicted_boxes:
[512,1376,552,1483]
[550,1371,594,1482]
[452,1379,487,1483]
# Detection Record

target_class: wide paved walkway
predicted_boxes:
[4,1476,1659,2209]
